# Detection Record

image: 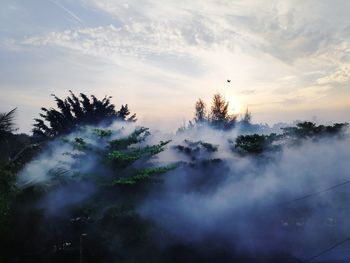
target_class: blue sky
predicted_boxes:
[1,0,350,132]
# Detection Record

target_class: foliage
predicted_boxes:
[73,137,89,151]
[0,108,17,139]
[108,140,171,168]
[209,93,236,129]
[93,128,113,138]
[109,127,150,150]
[0,113,40,249]
[113,164,178,185]
[180,139,218,153]
[282,122,348,139]
[33,91,136,138]
[194,99,207,123]
[175,139,220,167]
[175,140,214,156]
[2,95,350,263]
[236,108,262,134]
[0,110,39,240]
[234,133,282,155]
[0,123,179,262]
[241,108,252,124]
[190,93,237,130]
[0,166,15,235]
[234,121,349,155]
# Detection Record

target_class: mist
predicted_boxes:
[140,130,350,260]
[13,120,350,262]
[2,1,350,262]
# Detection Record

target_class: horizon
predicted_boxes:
[1,0,350,133]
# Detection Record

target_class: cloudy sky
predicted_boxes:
[1,0,350,132]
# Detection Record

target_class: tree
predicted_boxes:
[194,99,207,123]
[209,93,236,129]
[242,108,252,124]
[190,94,237,130]
[33,91,137,138]
[238,108,260,133]
[3,125,177,262]
[0,108,17,140]
[282,121,349,140]
[0,109,17,239]
[234,133,281,155]
[233,121,349,156]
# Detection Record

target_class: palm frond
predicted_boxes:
[0,108,17,134]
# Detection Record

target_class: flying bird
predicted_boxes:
[227,79,231,83]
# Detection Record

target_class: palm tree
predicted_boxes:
[0,108,17,139]
[33,91,136,138]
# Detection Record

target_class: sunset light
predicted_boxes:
[1,1,350,262]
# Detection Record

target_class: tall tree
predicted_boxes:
[33,91,136,138]
[242,108,252,124]
[209,93,236,129]
[194,99,207,123]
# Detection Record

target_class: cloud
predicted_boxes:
[83,0,350,59]
[1,0,350,132]
[238,89,256,95]
[317,65,350,85]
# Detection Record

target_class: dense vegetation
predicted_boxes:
[0,92,349,263]
[33,91,136,138]
[233,122,348,155]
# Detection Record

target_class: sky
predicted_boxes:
[1,0,350,133]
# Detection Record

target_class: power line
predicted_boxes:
[276,178,350,262]
[280,178,350,206]
[304,236,350,262]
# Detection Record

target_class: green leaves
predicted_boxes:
[234,133,281,155]
[233,122,349,156]
[112,164,178,185]
[93,128,113,138]
[73,137,88,151]
[108,150,141,168]
[59,126,175,187]
[108,140,171,168]
[109,127,150,150]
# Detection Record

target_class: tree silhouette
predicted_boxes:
[33,91,136,138]
[190,93,237,130]
[282,122,348,139]
[209,93,236,129]
[0,108,17,140]
[242,108,252,124]
[194,99,207,123]
[238,108,260,133]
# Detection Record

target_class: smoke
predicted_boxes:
[138,127,350,260]
[15,121,350,261]
[17,122,139,187]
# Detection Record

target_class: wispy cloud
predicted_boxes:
[1,0,350,131]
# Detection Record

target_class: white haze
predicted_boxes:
[16,121,350,260]
[140,128,350,260]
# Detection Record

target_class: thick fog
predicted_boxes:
[16,121,350,261]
